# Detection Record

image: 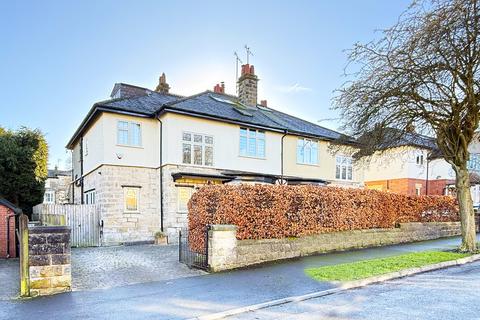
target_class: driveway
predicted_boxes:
[72,244,205,290]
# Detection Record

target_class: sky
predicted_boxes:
[0,0,410,169]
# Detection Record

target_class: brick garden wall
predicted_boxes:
[28,226,71,296]
[0,204,16,258]
[208,222,461,271]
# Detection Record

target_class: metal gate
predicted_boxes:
[33,204,101,247]
[179,227,209,270]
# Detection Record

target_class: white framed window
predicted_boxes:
[44,191,55,204]
[416,154,424,165]
[123,187,140,212]
[297,138,318,165]
[177,186,194,213]
[84,190,96,204]
[415,184,422,196]
[239,127,265,158]
[182,132,214,166]
[335,155,353,180]
[117,121,142,147]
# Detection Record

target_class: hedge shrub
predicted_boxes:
[188,185,459,253]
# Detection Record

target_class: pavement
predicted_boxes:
[0,259,18,300]
[228,260,480,320]
[1,235,478,320]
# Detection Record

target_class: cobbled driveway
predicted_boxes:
[72,244,205,291]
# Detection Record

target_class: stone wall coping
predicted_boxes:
[29,226,71,234]
[210,224,237,231]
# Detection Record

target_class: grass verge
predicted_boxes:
[305,251,470,281]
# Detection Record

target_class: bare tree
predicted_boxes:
[334,0,479,252]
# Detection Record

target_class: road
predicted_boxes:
[229,261,480,320]
[0,235,478,320]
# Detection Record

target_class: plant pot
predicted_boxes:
[155,236,168,245]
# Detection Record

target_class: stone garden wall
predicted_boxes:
[208,222,461,271]
[28,226,71,296]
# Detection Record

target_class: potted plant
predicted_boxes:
[154,231,168,245]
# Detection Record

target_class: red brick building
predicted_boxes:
[0,198,22,258]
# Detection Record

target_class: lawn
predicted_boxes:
[305,251,470,281]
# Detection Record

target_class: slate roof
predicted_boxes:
[67,86,352,148]
[48,169,72,178]
[160,91,350,141]
[378,128,437,150]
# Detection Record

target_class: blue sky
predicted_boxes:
[0,0,409,169]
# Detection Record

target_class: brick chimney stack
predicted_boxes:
[213,82,225,94]
[155,73,170,94]
[237,64,258,106]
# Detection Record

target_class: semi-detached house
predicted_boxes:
[66,65,361,245]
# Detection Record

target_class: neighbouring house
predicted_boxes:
[0,198,22,258]
[363,129,480,205]
[43,167,72,204]
[66,65,362,245]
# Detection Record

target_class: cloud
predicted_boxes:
[277,83,312,93]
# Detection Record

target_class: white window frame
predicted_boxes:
[416,154,424,165]
[239,127,266,159]
[335,155,353,181]
[44,191,55,204]
[182,132,214,166]
[123,187,140,213]
[296,138,319,165]
[177,186,195,213]
[84,190,96,204]
[117,120,142,147]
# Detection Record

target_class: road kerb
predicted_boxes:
[188,253,480,320]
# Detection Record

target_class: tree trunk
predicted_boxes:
[456,167,477,252]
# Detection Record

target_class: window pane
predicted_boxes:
[257,131,265,139]
[240,128,247,136]
[336,165,341,179]
[342,166,347,180]
[297,144,304,163]
[240,136,247,155]
[205,146,213,166]
[117,121,129,145]
[194,134,202,143]
[205,136,213,144]
[311,142,318,164]
[336,156,342,164]
[194,145,202,165]
[305,145,311,164]
[183,133,192,141]
[248,137,256,156]
[182,143,191,164]
[249,129,256,138]
[125,188,138,211]
[347,167,353,180]
[257,139,265,158]
[131,123,141,146]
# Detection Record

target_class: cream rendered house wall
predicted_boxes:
[160,113,282,175]
[282,135,363,185]
[363,146,430,181]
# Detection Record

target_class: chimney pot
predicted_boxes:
[214,83,225,94]
[260,100,267,107]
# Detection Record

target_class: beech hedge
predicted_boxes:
[188,185,459,253]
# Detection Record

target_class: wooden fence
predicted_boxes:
[32,204,101,247]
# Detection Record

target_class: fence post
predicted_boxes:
[19,214,30,297]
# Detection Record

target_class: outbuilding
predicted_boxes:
[0,198,22,258]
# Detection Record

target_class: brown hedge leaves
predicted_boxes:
[188,185,459,252]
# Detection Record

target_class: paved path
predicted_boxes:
[229,261,480,320]
[72,244,204,290]
[1,235,478,320]
[0,259,18,300]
